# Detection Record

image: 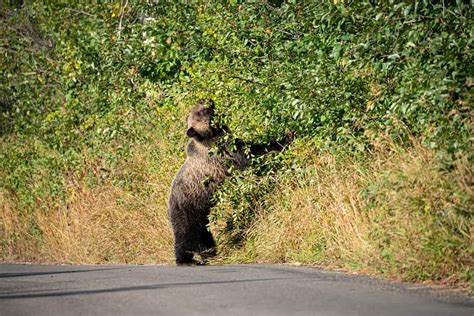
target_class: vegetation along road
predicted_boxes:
[1,0,472,307]
[0,263,473,315]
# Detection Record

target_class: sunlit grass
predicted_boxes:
[216,138,473,289]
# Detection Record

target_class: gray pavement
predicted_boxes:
[0,263,472,315]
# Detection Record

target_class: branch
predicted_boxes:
[117,0,129,41]
[230,75,264,86]
[68,8,94,18]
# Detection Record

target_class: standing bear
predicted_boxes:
[168,99,291,265]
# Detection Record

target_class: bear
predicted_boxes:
[168,99,291,265]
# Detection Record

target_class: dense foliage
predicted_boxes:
[3,1,472,150]
[1,1,472,285]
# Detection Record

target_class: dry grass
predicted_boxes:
[222,138,473,287]
[0,104,189,264]
[1,117,472,289]
[0,147,177,264]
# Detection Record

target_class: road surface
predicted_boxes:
[0,263,472,315]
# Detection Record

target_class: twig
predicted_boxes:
[117,0,128,41]
[0,45,18,54]
[230,75,264,86]
[68,8,94,17]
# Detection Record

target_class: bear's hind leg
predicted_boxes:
[174,235,199,265]
[175,244,198,265]
[199,229,217,262]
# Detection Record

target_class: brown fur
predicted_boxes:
[168,99,291,265]
[168,99,224,265]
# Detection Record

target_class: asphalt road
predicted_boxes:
[0,263,472,316]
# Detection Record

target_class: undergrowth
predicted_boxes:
[213,137,472,288]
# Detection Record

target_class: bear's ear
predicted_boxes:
[207,99,215,110]
[198,98,215,109]
[186,127,197,138]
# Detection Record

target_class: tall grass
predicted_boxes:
[0,104,189,264]
[1,120,472,289]
[1,150,176,264]
[216,138,472,288]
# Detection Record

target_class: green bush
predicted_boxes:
[2,2,472,151]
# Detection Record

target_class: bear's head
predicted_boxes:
[186,99,224,141]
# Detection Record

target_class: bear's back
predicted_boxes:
[169,139,226,216]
